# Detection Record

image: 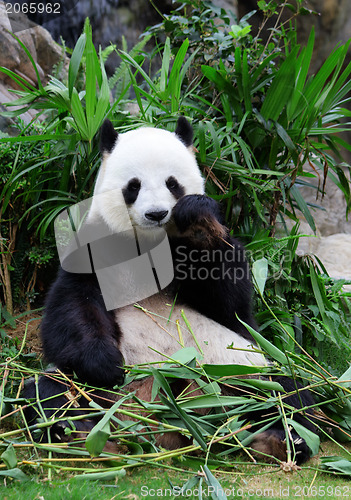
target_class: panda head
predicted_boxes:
[89,118,205,234]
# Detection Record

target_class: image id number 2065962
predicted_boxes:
[5,2,61,14]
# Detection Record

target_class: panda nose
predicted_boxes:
[145,210,169,222]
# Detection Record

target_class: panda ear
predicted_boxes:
[100,119,118,154]
[175,116,193,147]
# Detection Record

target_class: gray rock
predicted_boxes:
[0,0,67,133]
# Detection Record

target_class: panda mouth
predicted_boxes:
[141,216,171,229]
[142,220,168,229]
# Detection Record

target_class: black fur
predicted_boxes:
[40,271,125,387]
[175,116,193,147]
[23,372,94,442]
[166,176,185,199]
[171,194,256,341]
[100,119,118,153]
[254,376,315,464]
[122,177,141,205]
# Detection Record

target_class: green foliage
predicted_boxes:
[1,346,351,484]
[0,20,144,311]
[145,3,351,234]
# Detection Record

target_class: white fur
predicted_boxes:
[89,127,205,233]
[117,293,266,367]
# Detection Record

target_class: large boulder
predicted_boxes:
[0,1,66,134]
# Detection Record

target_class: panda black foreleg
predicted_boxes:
[171,194,257,340]
[40,269,125,388]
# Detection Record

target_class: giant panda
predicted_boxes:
[24,117,316,464]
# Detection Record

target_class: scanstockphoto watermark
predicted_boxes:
[175,245,251,283]
[174,246,289,283]
[140,484,351,497]
[140,485,280,497]
[53,192,293,311]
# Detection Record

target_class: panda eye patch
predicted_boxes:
[166,176,185,199]
[123,178,141,205]
[127,178,141,191]
[166,177,178,189]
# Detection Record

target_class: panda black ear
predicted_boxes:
[175,116,193,147]
[100,119,118,154]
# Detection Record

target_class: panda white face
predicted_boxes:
[89,124,205,234]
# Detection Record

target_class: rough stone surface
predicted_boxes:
[296,231,351,289]
[298,165,351,237]
[0,1,67,133]
[284,168,351,282]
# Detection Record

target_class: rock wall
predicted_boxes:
[292,166,351,283]
[4,0,238,75]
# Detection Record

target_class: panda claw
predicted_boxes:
[293,438,304,445]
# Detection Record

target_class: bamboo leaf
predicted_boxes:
[289,184,316,232]
[68,32,86,98]
[84,20,98,136]
[202,465,227,500]
[71,88,88,139]
[160,37,171,96]
[167,346,199,365]
[179,395,251,410]
[92,48,111,135]
[0,66,37,91]
[321,457,351,476]
[7,32,44,91]
[73,468,126,481]
[202,364,265,377]
[337,366,351,389]
[260,48,298,121]
[238,319,287,364]
[286,418,320,456]
[0,468,29,482]
[86,398,130,457]
[287,28,315,120]
[275,122,296,151]
[119,51,158,93]
[252,258,268,296]
[1,444,17,469]
[151,368,207,449]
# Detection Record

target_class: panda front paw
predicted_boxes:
[172,195,227,247]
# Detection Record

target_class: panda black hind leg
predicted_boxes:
[247,376,316,464]
[220,375,316,464]
[23,371,96,445]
